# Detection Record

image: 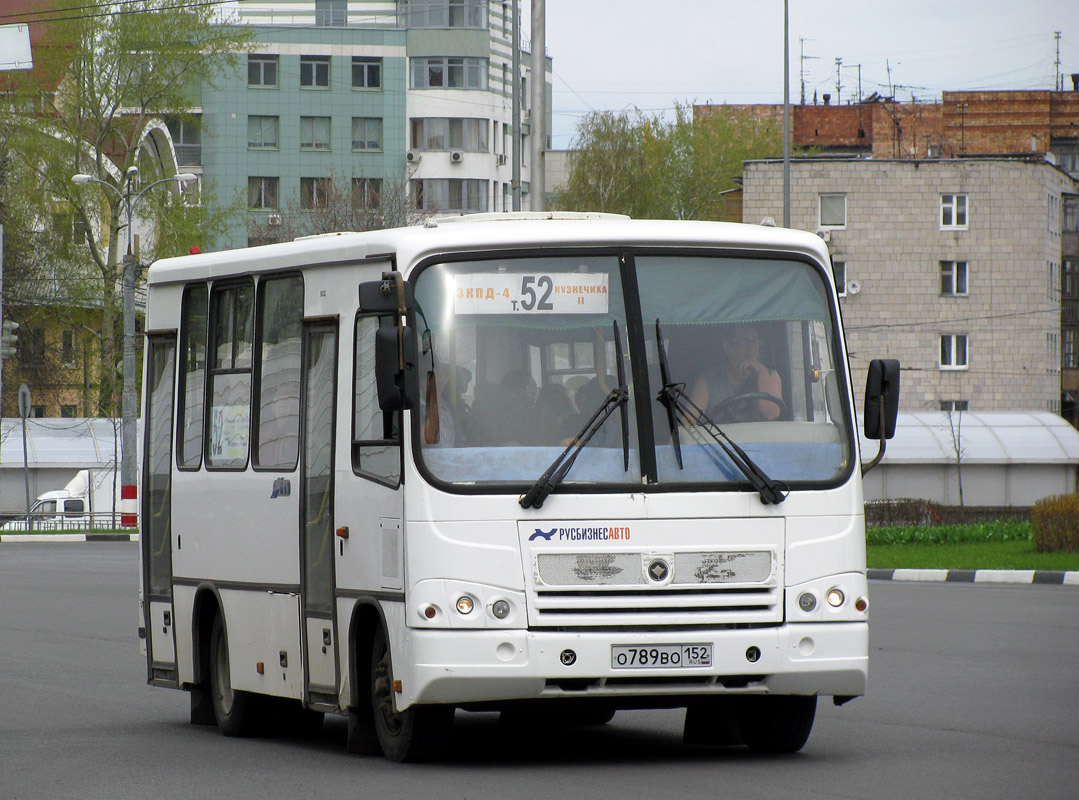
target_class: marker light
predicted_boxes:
[491,599,511,619]
[855,596,869,613]
[455,596,475,615]
[423,605,438,619]
[826,588,846,608]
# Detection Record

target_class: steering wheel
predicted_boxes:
[707,392,787,423]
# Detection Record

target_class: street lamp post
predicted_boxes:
[72,167,196,526]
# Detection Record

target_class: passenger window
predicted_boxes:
[353,314,401,485]
[178,284,208,468]
[208,282,254,467]
[255,275,303,469]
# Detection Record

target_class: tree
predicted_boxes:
[554,103,788,222]
[0,0,250,416]
[245,172,424,245]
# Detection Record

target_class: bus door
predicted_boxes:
[300,322,340,703]
[143,334,177,683]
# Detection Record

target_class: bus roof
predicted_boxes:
[147,215,831,287]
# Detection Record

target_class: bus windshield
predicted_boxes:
[410,251,852,492]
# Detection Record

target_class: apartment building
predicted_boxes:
[184,0,550,249]
[742,156,1079,415]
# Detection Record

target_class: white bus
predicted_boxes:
[139,214,899,761]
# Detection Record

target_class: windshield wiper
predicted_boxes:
[520,322,630,509]
[654,320,788,505]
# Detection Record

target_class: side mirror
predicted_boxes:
[864,358,900,440]
[375,326,419,412]
[359,273,413,313]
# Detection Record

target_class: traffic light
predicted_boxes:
[1,320,19,359]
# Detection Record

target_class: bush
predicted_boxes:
[1031,494,1079,553]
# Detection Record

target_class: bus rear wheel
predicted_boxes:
[370,626,452,762]
[735,695,817,754]
[209,614,259,737]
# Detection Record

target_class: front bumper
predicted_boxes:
[397,622,867,708]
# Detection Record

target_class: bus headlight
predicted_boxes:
[455,596,475,615]
[826,588,846,608]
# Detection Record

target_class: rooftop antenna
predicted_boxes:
[800,37,818,106]
[1055,31,1062,90]
[835,57,842,104]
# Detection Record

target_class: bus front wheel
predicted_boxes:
[735,695,817,754]
[370,626,452,762]
[209,614,258,737]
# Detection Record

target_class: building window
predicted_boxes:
[401,0,486,28]
[831,260,846,297]
[939,400,968,412]
[248,54,278,88]
[315,0,347,26]
[301,177,332,209]
[941,194,968,229]
[300,116,332,151]
[940,334,968,370]
[1064,329,1079,369]
[247,115,279,149]
[819,194,846,228]
[300,55,330,88]
[165,118,201,166]
[352,57,382,88]
[248,177,279,210]
[17,326,45,363]
[410,117,489,151]
[411,56,487,90]
[62,328,77,368]
[940,261,968,296]
[1065,261,1079,296]
[351,117,382,151]
[352,178,382,208]
[411,178,488,212]
[61,404,78,418]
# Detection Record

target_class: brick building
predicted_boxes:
[742,156,1079,416]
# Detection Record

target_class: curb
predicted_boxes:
[869,568,1079,586]
[0,533,139,543]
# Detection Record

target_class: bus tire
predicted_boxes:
[209,614,259,737]
[735,695,816,754]
[370,626,452,762]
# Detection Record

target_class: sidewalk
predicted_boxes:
[868,568,1079,586]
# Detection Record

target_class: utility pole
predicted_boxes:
[529,0,546,211]
[511,0,522,211]
[783,0,791,228]
[799,38,818,106]
[835,57,842,105]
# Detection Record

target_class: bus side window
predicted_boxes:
[207,281,254,468]
[254,275,303,470]
[353,314,401,486]
[178,284,208,469]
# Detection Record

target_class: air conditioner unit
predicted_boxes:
[450,151,463,163]
[406,150,421,163]
[496,153,507,166]
[268,214,282,226]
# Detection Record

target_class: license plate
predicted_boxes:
[611,644,712,669]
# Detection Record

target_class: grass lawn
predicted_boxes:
[867,540,1079,571]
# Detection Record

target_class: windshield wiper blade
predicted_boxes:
[653,320,787,505]
[520,382,629,510]
[655,321,683,470]
[613,320,630,472]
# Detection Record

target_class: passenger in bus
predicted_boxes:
[469,370,538,445]
[690,323,783,422]
[531,383,578,445]
[423,365,474,447]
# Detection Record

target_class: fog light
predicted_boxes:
[826,588,845,607]
[456,596,474,615]
[798,592,817,612]
[491,599,511,619]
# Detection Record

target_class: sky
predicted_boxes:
[540,0,1079,150]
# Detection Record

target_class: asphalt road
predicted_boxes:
[1,543,1076,800]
